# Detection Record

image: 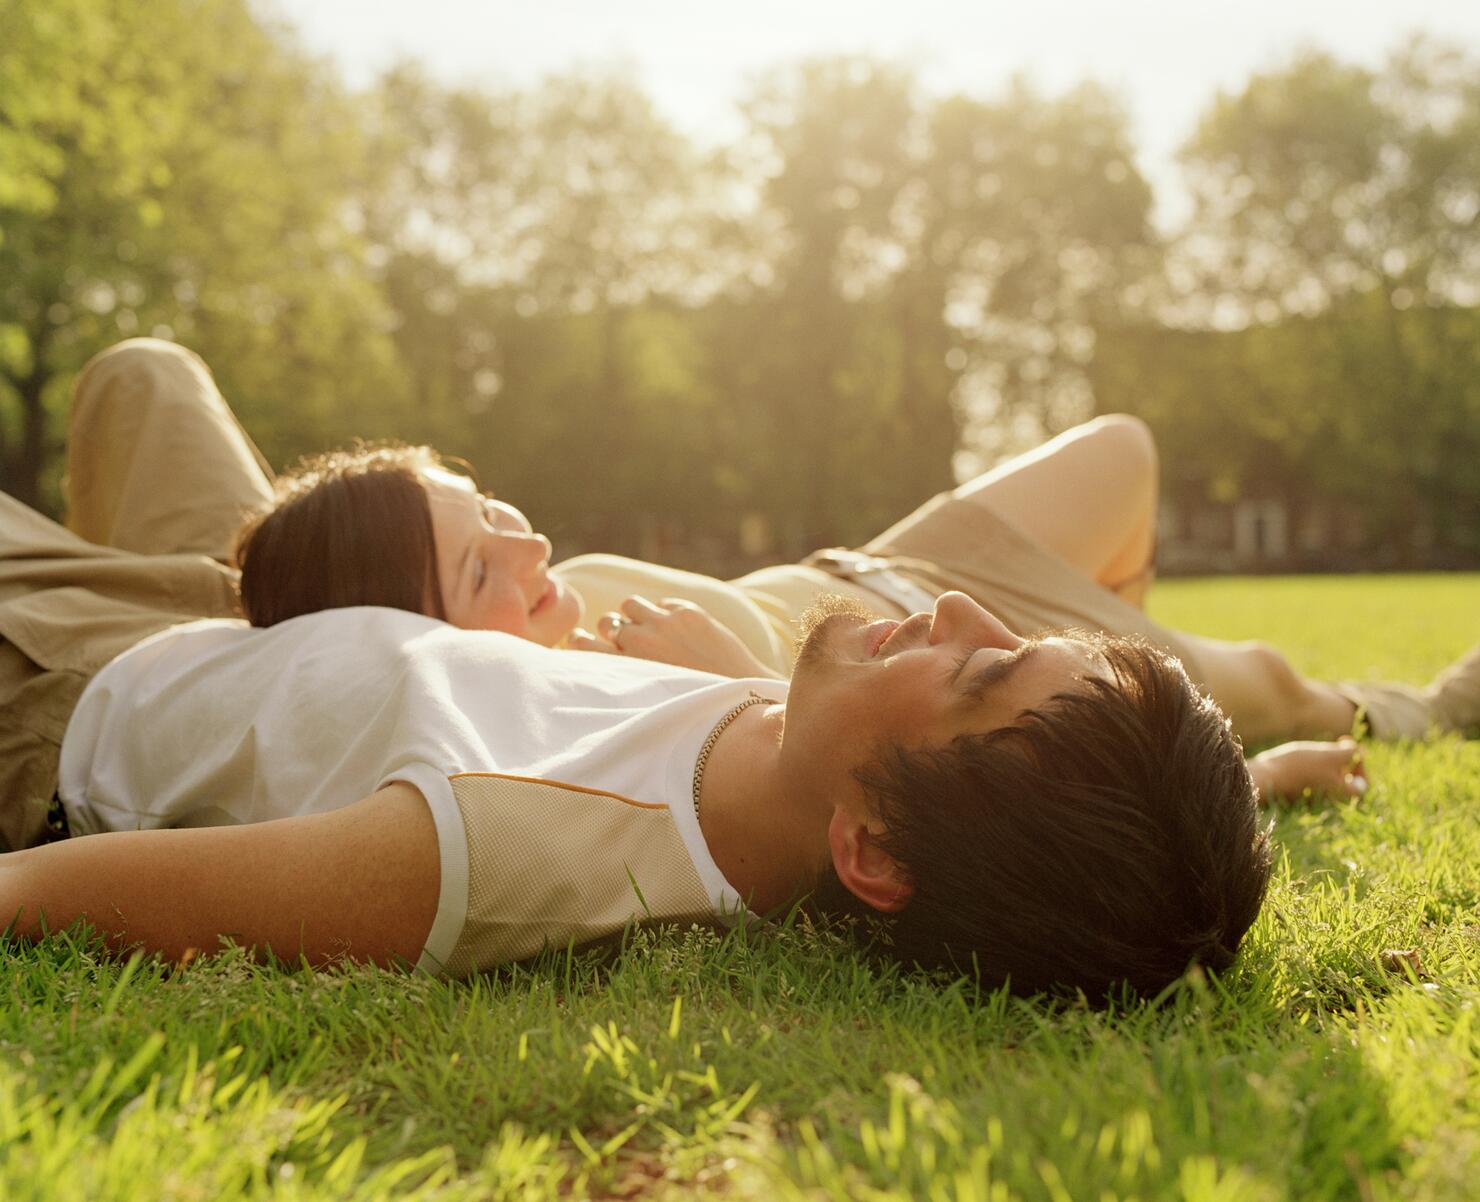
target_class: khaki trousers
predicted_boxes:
[0,339,274,849]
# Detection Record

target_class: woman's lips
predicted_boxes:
[528,580,557,615]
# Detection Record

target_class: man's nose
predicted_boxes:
[928,591,1020,650]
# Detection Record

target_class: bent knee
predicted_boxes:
[83,337,200,374]
[73,339,211,417]
[1087,413,1158,477]
[1240,640,1312,713]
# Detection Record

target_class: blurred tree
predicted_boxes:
[1146,36,1480,557]
[0,0,173,506]
[357,68,722,556]
[8,16,1469,571]
[727,64,1157,552]
[0,0,112,218]
[929,80,1157,467]
[497,73,717,553]
[1093,299,1480,563]
[0,0,399,512]
[1178,37,1480,318]
[735,58,921,547]
[352,65,523,465]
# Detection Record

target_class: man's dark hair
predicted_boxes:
[811,634,1271,999]
[235,443,448,627]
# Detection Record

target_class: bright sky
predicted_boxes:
[275,0,1480,227]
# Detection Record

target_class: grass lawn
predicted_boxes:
[6,574,1479,1201]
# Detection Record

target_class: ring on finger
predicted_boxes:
[607,614,629,648]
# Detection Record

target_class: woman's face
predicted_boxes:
[421,467,581,645]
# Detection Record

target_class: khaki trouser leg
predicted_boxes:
[65,338,275,562]
[0,643,84,851]
[2,338,261,848]
[0,492,241,849]
[1337,643,1480,739]
[0,494,240,671]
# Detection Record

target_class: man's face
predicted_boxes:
[780,592,1107,810]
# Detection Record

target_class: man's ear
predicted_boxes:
[826,808,913,913]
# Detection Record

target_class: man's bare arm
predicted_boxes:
[1,783,440,967]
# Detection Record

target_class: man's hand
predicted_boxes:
[1247,736,1368,804]
[568,596,784,680]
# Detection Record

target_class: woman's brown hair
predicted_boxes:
[235,443,449,628]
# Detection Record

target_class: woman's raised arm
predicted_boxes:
[571,596,786,679]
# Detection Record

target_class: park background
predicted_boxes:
[2,0,1479,574]
[6,6,1480,1200]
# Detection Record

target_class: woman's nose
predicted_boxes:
[495,528,551,564]
[486,498,535,535]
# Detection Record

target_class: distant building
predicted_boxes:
[1156,490,1462,574]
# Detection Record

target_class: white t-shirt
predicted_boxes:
[58,607,786,965]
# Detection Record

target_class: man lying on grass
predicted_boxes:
[4,589,1269,998]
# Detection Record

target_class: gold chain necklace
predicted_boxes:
[692,691,776,820]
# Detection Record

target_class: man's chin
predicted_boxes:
[794,593,877,670]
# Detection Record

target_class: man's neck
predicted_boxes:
[695,700,826,914]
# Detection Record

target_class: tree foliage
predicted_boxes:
[0,0,398,508]
[1110,37,1480,562]
[2,3,1474,566]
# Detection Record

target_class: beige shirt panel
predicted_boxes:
[439,772,717,977]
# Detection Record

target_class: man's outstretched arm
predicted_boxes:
[1,783,439,967]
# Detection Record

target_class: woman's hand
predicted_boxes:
[568,596,784,680]
[1247,736,1368,804]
